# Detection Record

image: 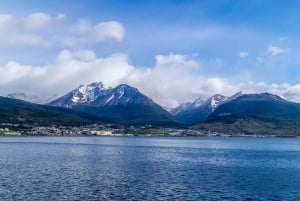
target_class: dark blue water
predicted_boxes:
[0,137,300,200]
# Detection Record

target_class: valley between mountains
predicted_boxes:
[3,82,300,136]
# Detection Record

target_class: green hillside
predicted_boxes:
[193,117,300,136]
[0,97,108,126]
[192,94,300,136]
[209,95,300,121]
[73,104,183,127]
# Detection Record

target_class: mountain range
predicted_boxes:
[7,92,57,104]
[4,81,300,135]
[209,93,299,121]
[48,82,179,126]
[169,92,242,124]
[193,93,300,135]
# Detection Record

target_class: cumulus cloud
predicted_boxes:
[256,44,288,64]
[236,81,300,103]
[0,12,125,47]
[123,53,238,106]
[0,50,238,107]
[281,84,300,102]
[1,49,300,107]
[23,13,52,29]
[267,45,287,56]
[238,51,249,58]
[0,14,12,24]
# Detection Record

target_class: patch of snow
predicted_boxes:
[71,82,109,104]
[193,98,207,108]
[71,96,80,103]
[51,81,153,108]
[7,92,57,104]
[118,90,124,99]
[105,95,115,104]
[210,97,216,109]
[207,95,227,111]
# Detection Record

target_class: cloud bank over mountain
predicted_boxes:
[1,49,299,107]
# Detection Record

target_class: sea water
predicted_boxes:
[0,136,299,200]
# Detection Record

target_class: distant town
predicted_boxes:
[0,123,279,138]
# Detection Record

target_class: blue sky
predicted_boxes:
[1,0,300,106]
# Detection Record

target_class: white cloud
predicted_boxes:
[256,44,288,64]
[256,56,264,64]
[0,50,238,107]
[0,50,134,99]
[0,14,12,24]
[0,12,125,47]
[23,13,52,29]
[238,51,249,58]
[282,84,300,102]
[92,21,124,42]
[1,50,300,107]
[56,14,66,21]
[237,81,300,103]
[267,45,287,56]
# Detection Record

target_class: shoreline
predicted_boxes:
[0,133,298,138]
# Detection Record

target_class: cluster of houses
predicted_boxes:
[0,123,115,136]
[0,123,220,137]
[0,122,269,137]
[30,125,117,136]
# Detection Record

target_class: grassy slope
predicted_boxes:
[192,97,300,136]
[0,97,108,126]
[193,117,300,136]
[73,103,183,127]
[209,100,300,121]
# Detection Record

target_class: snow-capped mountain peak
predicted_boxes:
[6,92,57,104]
[169,94,227,117]
[114,84,138,99]
[50,82,155,108]
[71,82,108,104]
[221,91,242,105]
[170,93,229,124]
[193,97,207,108]
[168,101,193,115]
[262,92,286,101]
[105,84,152,105]
[231,91,243,99]
[7,92,30,101]
[237,92,287,102]
[208,94,227,111]
[48,82,177,126]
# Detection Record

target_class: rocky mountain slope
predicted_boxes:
[49,82,180,126]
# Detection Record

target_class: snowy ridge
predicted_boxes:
[49,82,155,108]
[70,82,108,104]
[168,102,192,115]
[193,97,208,108]
[48,82,178,126]
[170,92,243,124]
[170,94,226,116]
[7,92,58,104]
[208,94,228,111]
[172,92,243,115]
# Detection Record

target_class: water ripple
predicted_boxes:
[0,137,299,200]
